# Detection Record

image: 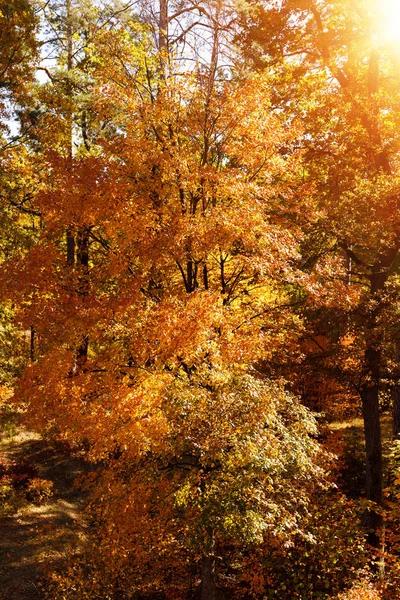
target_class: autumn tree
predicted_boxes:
[0,2,328,597]
[0,0,40,382]
[238,0,400,550]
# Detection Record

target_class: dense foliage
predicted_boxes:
[2,0,400,598]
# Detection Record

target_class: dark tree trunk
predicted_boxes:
[201,554,215,600]
[201,528,215,600]
[392,337,400,439]
[30,326,35,363]
[67,227,75,265]
[361,269,385,548]
[186,259,198,292]
[76,228,89,366]
[393,383,400,439]
[77,335,89,368]
[361,345,383,507]
[77,228,89,289]
[361,347,383,547]
[203,263,209,290]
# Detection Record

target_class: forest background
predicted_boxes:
[2,0,400,598]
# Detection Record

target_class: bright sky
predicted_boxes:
[378,0,400,43]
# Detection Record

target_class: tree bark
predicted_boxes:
[159,0,168,78]
[393,383,400,439]
[360,269,385,548]
[67,227,75,265]
[200,527,215,600]
[30,326,35,363]
[201,554,215,600]
[361,345,383,546]
[64,0,79,377]
[159,0,168,52]
[76,228,89,366]
[66,0,75,266]
[392,336,400,439]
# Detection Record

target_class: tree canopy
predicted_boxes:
[2,0,400,598]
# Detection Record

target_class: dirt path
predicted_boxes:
[0,426,88,600]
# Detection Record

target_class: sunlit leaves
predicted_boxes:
[0,4,326,597]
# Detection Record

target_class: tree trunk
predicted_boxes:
[66,0,75,267]
[30,326,35,363]
[360,266,385,550]
[392,337,400,439]
[76,228,89,366]
[361,350,383,547]
[67,227,75,265]
[393,383,400,439]
[361,344,383,506]
[77,229,89,282]
[159,0,168,53]
[360,267,386,549]
[201,528,215,600]
[201,554,215,600]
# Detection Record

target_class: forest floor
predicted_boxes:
[0,408,395,599]
[0,408,89,600]
[329,414,394,499]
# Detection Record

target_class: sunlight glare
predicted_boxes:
[379,0,400,43]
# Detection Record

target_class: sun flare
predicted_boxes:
[379,0,400,43]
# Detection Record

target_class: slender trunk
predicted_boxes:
[201,529,215,600]
[361,345,383,546]
[67,227,75,265]
[159,0,168,51]
[393,383,400,439]
[30,326,35,363]
[201,555,215,600]
[185,259,198,292]
[77,228,89,366]
[392,336,400,438]
[77,229,89,286]
[60,0,90,374]
[66,0,75,261]
[361,271,384,548]
[159,0,168,77]
[203,263,209,291]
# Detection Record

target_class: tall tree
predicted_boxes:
[1,3,325,597]
[239,0,400,547]
[0,0,40,380]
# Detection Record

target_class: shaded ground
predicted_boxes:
[329,414,394,498]
[0,408,396,599]
[0,414,89,600]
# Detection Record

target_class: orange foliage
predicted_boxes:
[0,18,326,598]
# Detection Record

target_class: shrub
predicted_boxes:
[25,477,53,504]
[0,474,18,516]
[11,458,38,490]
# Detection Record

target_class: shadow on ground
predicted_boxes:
[0,433,89,600]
